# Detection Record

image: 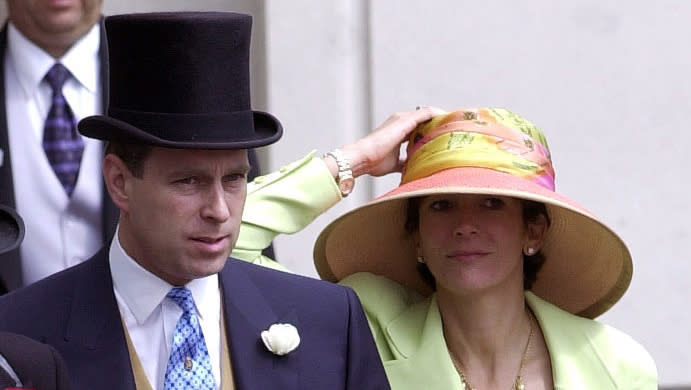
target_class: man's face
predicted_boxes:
[6,0,103,57]
[116,147,250,286]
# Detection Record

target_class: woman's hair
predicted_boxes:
[404,196,551,290]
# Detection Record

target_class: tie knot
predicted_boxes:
[45,63,71,92]
[167,287,197,314]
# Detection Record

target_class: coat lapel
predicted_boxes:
[526,292,616,389]
[383,295,462,390]
[219,259,298,390]
[62,249,135,390]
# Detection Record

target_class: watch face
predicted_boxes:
[339,177,355,195]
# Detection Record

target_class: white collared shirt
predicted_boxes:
[0,353,21,387]
[109,229,222,390]
[4,22,104,286]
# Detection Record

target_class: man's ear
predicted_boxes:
[102,154,133,214]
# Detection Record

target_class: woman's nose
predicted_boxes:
[453,211,479,236]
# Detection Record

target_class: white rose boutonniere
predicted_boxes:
[261,323,300,356]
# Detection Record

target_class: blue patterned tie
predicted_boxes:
[164,287,215,390]
[42,63,84,196]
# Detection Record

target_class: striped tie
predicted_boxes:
[42,63,84,196]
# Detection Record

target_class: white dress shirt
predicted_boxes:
[109,230,222,390]
[0,353,21,387]
[4,22,104,286]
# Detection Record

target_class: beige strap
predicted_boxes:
[122,320,154,390]
[121,312,235,390]
[219,311,235,390]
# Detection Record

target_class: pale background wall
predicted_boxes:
[265,1,691,386]
[1,0,688,386]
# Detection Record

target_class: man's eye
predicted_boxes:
[224,173,247,183]
[175,177,197,185]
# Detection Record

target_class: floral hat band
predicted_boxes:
[402,108,556,191]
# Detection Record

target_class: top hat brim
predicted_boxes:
[0,205,25,255]
[78,110,282,149]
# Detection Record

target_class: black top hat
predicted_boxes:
[78,12,282,149]
[0,205,24,255]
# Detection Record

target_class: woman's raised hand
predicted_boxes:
[332,106,445,179]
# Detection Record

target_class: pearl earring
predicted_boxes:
[524,247,536,256]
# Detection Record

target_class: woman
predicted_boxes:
[234,107,657,389]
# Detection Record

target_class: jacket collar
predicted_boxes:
[525,292,616,389]
[64,248,136,390]
[383,294,461,389]
[382,291,617,389]
[218,258,299,390]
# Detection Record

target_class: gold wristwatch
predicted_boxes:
[325,149,354,197]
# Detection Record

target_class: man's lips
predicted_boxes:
[189,235,230,253]
[192,235,228,243]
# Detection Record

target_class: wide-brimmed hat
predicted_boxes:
[79,12,282,149]
[314,108,631,318]
[0,205,24,255]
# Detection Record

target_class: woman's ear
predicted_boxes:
[525,213,549,252]
[102,154,132,214]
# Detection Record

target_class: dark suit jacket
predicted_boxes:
[0,20,118,294]
[0,248,390,390]
[0,332,70,389]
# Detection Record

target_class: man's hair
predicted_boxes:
[404,196,551,290]
[104,141,153,178]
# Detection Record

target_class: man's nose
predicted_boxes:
[201,182,230,222]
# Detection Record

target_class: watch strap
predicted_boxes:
[325,148,354,197]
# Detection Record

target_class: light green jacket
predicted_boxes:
[234,151,341,270]
[234,154,658,389]
[342,272,657,390]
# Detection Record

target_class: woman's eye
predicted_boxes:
[430,199,452,211]
[483,197,504,209]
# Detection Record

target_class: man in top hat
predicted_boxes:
[0,205,70,389]
[0,1,273,294]
[0,12,389,390]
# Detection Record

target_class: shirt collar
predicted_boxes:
[109,226,220,325]
[60,22,100,93]
[6,22,101,97]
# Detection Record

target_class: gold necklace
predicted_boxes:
[448,311,535,390]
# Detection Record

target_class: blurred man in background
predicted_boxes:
[0,0,115,293]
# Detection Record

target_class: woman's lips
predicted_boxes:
[46,0,78,9]
[447,251,490,262]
